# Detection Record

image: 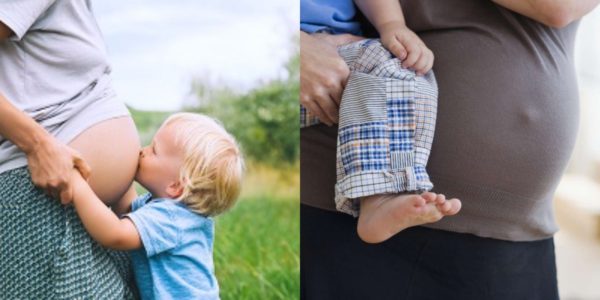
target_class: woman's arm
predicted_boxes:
[0,21,12,39]
[70,170,142,250]
[0,94,91,202]
[492,0,600,28]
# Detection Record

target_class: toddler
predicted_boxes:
[301,0,461,243]
[67,112,243,299]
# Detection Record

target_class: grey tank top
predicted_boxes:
[300,0,580,241]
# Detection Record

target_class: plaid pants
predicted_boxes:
[301,39,437,216]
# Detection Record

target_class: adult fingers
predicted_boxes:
[71,148,92,180]
[315,93,339,124]
[60,183,74,205]
[329,80,344,107]
[301,94,333,126]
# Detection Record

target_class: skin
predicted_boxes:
[354,0,434,75]
[0,89,92,202]
[0,21,140,206]
[300,0,600,126]
[301,0,599,243]
[300,32,362,125]
[67,116,141,206]
[69,122,185,250]
[358,192,461,244]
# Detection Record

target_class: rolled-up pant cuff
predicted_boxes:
[333,39,438,217]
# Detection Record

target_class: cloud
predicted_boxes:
[94,0,298,110]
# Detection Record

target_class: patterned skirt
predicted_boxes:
[0,167,138,299]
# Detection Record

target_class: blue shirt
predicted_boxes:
[300,0,361,34]
[126,193,219,300]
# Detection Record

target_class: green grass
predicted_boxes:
[214,196,299,300]
[130,109,300,299]
[128,107,172,145]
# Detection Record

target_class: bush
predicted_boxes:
[190,54,299,167]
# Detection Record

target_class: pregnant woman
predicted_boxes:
[301,0,598,299]
[0,1,140,298]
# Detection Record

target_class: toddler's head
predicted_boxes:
[136,112,244,216]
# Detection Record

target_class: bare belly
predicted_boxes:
[68,116,140,205]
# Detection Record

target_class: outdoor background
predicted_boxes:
[95,1,299,299]
[94,1,600,299]
[555,7,600,300]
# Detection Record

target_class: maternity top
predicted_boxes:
[301,0,580,241]
[0,0,130,174]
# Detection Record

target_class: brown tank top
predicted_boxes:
[301,0,580,241]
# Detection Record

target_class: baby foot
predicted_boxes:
[357,192,461,244]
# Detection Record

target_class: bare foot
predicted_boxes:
[357,192,461,243]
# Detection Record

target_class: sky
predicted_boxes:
[93,0,600,153]
[94,0,299,111]
[573,9,600,162]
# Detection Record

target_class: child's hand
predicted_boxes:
[62,168,86,205]
[378,21,434,76]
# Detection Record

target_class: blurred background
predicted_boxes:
[94,1,299,299]
[554,8,600,300]
[93,1,600,298]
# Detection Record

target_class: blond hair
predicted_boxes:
[163,112,244,216]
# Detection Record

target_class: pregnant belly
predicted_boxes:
[426,38,580,201]
[68,116,140,205]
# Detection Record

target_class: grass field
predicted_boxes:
[131,109,300,299]
[215,196,299,299]
[214,164,299,300]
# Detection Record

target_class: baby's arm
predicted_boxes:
[354,0,434,75]
[70,170,142,250]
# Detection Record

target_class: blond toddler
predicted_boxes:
[67,113,243,300]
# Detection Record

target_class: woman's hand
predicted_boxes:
[300,32,362,126]
[0,95,91,204]
[26,136,92,204]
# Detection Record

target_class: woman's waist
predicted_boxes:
[425,174,559,241]
[0,73,131,174]
[21,70,118,124]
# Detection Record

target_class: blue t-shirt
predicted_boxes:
[300,0,361,34]
[126,193,219,300]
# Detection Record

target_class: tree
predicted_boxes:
[190,53,299,167]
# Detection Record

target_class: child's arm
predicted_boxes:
[70,170,142,251]
[353,0,434,75]
[111,184,138,216]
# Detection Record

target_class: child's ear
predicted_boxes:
[165,179,184,198]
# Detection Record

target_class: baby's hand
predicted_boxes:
[379,21,434,76]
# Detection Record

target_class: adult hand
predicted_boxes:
[25,136,91,204]
[300,32,362,126]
